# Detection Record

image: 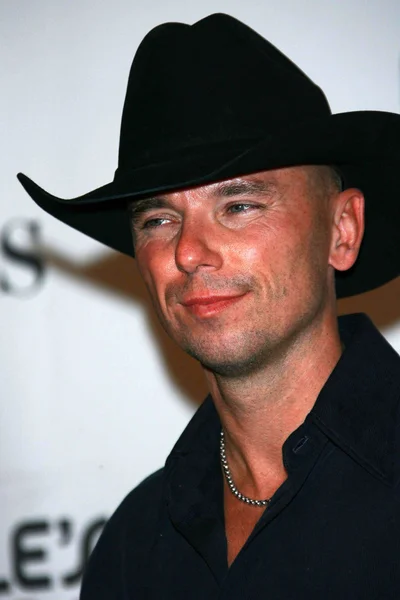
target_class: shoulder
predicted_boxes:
[99,466,165,541]
[80,467,165,599]
[115,467,165,523]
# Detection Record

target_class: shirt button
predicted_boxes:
[292,435,310,454]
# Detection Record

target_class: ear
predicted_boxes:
[328,188,365,272]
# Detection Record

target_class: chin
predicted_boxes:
[200,357,264,378]
[184,339,272,378]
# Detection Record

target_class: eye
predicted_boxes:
[141,216,171,229]
[226,202,260,214]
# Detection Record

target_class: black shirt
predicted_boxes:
[81,314,400,599]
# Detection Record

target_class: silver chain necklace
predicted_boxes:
[220,430,270,507]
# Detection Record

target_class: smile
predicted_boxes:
[181,293,248,317]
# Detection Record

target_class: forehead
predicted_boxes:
[162,166,310,200]
[130,166,312,214]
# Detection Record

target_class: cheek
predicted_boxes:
[136,244,177,310]
[234,222,292,273]
[240,217,318,291]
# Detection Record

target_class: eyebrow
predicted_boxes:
[129,197,170,224]
[213,179,277,197]
[128,178,277,223]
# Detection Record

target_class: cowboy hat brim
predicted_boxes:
[17,110,400,299]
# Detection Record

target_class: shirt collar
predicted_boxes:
[168,392,220,459]
[309,313,400,486]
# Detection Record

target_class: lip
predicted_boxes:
[180,293,248,317]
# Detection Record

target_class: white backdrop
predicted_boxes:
[1,1,400,597]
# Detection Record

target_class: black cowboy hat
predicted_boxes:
[17,13,400,298]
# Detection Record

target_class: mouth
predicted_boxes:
[180,293,248,317]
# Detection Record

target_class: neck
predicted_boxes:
[204,312,342,499]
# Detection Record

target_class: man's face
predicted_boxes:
[131,166,336,377]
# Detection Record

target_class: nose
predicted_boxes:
[175,217,223,275]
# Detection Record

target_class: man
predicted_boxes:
[18,13,400,599]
